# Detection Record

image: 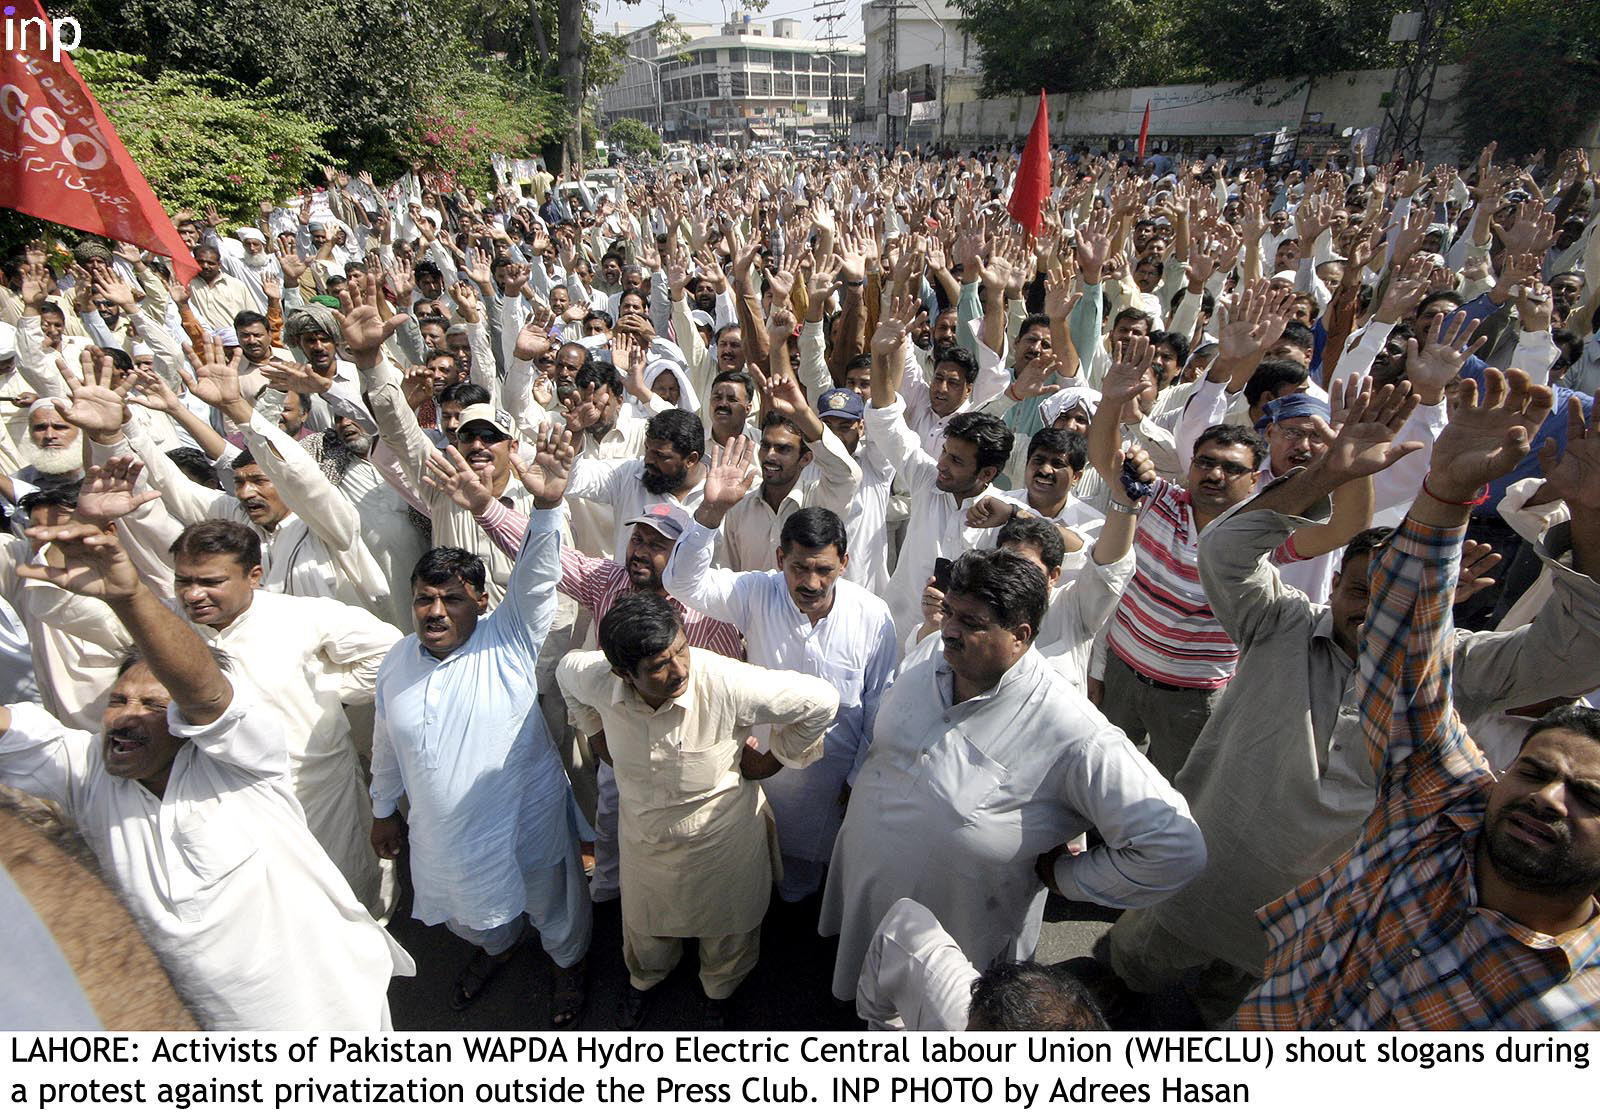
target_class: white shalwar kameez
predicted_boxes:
[857,897,978,1031]
[196,591,401,918]
[664,519,898,899]
[0,697,412,1030]
[820,647,1205,1000]
[370,509,591,965]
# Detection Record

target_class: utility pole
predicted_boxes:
[885,0,898,148]
[1376,0,1456,161]
[815,0,845,143]
[873,0,914,148]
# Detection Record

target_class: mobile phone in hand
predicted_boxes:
[932,557,954,592]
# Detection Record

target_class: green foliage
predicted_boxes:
[1169,0,1402,86]
[63,0,441,171]
[610,118,663,157]
[956,0,1402,95]
[1454,2,1600,161]
[394,49,565,190]
[73,49,329,222]
[61,0,563,182]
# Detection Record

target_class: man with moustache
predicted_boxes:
[370,425,592,1022]
[563,408,711,562]
[0,513,409,1029]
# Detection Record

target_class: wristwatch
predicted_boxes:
[1107,497,1143,516]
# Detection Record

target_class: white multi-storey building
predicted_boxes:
[599,15,867,144]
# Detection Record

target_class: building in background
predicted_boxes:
[598,15,867,146]
[861,0,981,146]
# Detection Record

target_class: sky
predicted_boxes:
[590,0,866,45]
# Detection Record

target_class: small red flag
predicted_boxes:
[0,1,198,281]
[1007,89,1051,236]
[1136,100,1152,164]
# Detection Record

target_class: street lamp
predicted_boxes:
[628,53,665,136]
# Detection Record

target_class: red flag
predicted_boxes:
[1006,89,1051,236]
[0,1,197,281]
[1136,101,1152,164]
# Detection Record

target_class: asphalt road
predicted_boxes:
[385,860,1195,1031]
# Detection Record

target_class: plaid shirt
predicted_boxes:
[1236,517,1600,1030]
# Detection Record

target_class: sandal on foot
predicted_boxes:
[550,959,588,1029]
[450,948,513,1012]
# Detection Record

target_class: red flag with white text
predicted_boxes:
[0,0,197,281]
[1006,89,1051,236]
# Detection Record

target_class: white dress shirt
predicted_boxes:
[664,519,899,864]
[370,508,581,931]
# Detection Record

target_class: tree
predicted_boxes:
[953,0,1196,96]
[1454,6,1600,161]
[1170,0,1403,86]
[75,50,329,219]
[609,117,662,157]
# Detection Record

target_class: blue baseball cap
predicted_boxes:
[817,388,865,420]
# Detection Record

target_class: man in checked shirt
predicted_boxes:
[1235,368,1600,1029]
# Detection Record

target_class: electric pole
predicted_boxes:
[815,0,845,142]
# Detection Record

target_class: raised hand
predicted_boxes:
[1453,540,1502,605]
[1010,356,1064,401]
[56,348,130,438]
[1102,335,1154,412]
[463,248,493,289]
[1073,212,1113,284]
[1404,309,1486,403]
[1426,368,1553,503]
[515,424,577,508]
[1217,280,1292,363]
[1537,394,1600,512]
[1315,380,1424,484]
[450,279,481,323]
[179,335,246,415]
[125,368,183,415]
[1376,256,1432,323]
[423,445,496,514]
[337,271,409,365]
[260,358,335,398]
[17,521,142,604]
[401,364,435,411]
[74,457,161,527]
[701,436,758,513]
[90,262,138,315]
[19,262,52,311]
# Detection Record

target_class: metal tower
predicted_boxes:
[1375,0,1457,161]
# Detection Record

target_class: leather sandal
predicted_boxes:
[550,958,587,1029]
[450,947,513,1011]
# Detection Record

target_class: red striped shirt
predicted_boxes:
[1107,478,1238,689]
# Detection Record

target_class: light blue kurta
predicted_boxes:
[371,508,587,931]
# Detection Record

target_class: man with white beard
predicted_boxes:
[0,399,84,522]
[214,227,283,314]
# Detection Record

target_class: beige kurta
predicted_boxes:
[187,272,256,333]
[557,647,837,937]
